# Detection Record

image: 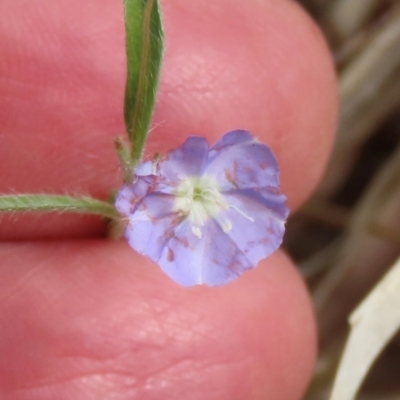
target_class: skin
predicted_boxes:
[0,0,338,399]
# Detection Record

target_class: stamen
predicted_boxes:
[229,204,254,222]
[221,219,232,233]
[174,175,230,229]
[192,226,202,238]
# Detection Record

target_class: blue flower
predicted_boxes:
[116,130,289,286]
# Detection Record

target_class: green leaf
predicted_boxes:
[123,0,164,163]
[0,194,117,219]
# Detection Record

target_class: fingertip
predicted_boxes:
[0,241,316,399]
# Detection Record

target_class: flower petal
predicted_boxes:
[116,130,289,287]
[115,177,155,216]
[214,190,288,265]
[157,136,209,184]
[123,193,181,261]
[135,160,158,176]
[158,218,253,286]
[205,130,280,192]
[209,129,254,151]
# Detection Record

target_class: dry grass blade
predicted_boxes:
[339,7,400,149]
[329,256,400,400]
[327,0,379,39]
[319,7,400,196]
[300,238,343,280]
[314,143,400,346]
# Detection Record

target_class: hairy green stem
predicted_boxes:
[114,136,134,183]
[0,194,118,219]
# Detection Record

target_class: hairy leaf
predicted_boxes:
[123,0,164,163]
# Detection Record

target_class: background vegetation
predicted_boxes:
[286,1,400,398]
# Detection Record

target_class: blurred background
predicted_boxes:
[285,1,400,399]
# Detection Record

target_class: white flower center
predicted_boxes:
[174,176,231,238]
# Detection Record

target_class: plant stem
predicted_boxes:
[114,136,134,183]
[0,194,118,219]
